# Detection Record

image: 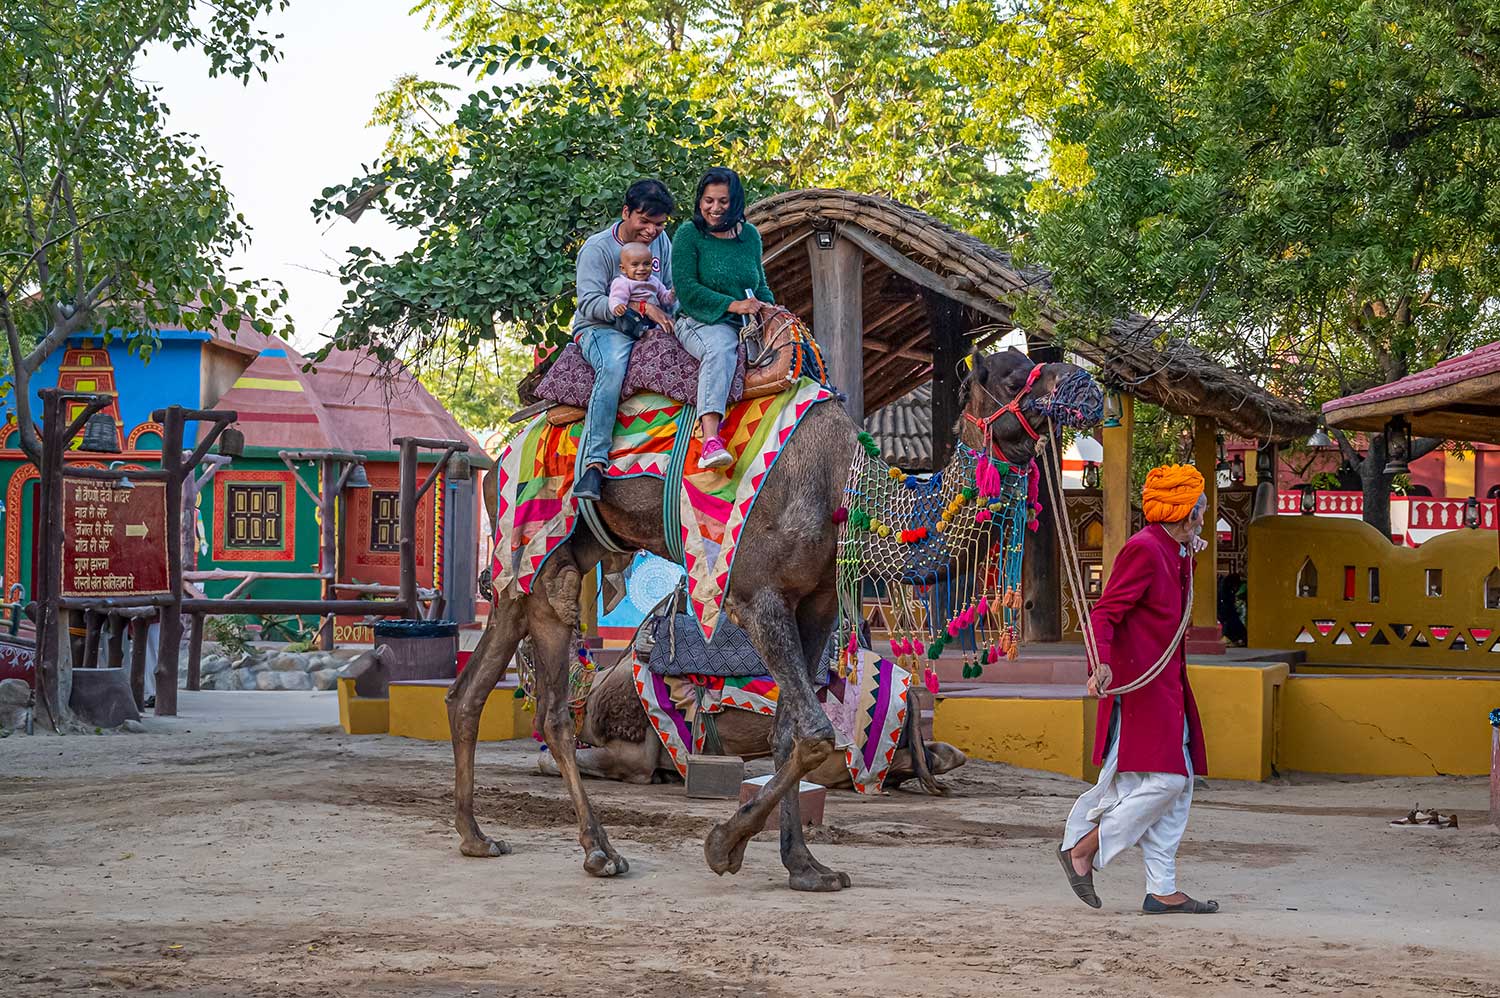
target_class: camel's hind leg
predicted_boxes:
[447,597,525,857]
[528,576,630,878]
[704,589,843,891]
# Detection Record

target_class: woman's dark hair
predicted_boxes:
[692,167,746,235]
[624,179,675,217]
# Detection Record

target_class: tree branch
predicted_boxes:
[1331,428,1363,470]
[1411,436,1445,462]
[0,289,42,464]
[22,273,116,372]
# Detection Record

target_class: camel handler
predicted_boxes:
[1056,464,1219,915]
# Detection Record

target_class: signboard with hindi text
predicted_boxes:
[61,478,170,597]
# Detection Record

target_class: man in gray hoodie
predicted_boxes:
[571,179,677,501]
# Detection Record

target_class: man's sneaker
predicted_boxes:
[700,436,734,470]
[573,466,604,501]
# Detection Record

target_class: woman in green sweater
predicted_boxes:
[672,167,776,470]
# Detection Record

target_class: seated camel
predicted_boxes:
[536,656,968,790]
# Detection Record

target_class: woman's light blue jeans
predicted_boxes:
[675,316,740,420]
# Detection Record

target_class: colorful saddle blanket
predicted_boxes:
[490,378,834,639]
[631,646,911,795]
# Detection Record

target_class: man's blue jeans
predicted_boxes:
[576,325,635,474]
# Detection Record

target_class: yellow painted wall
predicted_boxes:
[337,676,389,735]
[1280,675,1500,776]
[1187,663,1288,782]
[933,697,1097,780]
[1247,515,1500,671]
[387,681,534,742]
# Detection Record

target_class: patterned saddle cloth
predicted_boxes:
[490,379,835,639]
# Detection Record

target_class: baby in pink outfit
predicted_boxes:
[609,242,675,321]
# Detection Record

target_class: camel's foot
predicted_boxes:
[789,866,852,892]
[584,848,630,878]
[459,835,512,858]
[704,818,752,876]
[537,753,559,777]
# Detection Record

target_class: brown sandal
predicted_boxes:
[1057,847,1101,909]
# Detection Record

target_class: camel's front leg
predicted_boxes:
[703,590,844,890]
[446,597,524,857]
[528,604,629,878]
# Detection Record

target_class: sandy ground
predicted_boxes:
[2,691,1498,997]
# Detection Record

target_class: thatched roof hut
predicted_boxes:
[749,189,1314,446]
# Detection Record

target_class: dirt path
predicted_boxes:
[2,691,1497,996]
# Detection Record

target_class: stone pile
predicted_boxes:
[194,645,365,692]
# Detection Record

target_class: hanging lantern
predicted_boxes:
[1231,453,1246,485]
[1307,423,1333,448]
[1081,460,1100,490]
[80,411,120,453]
[1464,495,1481,530]
[1381,416,1413,476]
[1298,482,1317,515]
[1102,392,1122,429]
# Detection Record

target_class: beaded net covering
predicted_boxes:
[836,432,1032,689]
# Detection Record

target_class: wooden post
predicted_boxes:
[1189,415,1224,653]
[186,611,205,691]
[806,233,865,423]
[35,391,71,725]
[319,457,337,650]
[579,564,599,647]
[397,438,420,619]
[106,613,126,669]
[82,610,102,669]
[155,406,185,716]
[129,616,149,709]
[924,290,969,470]
[1102,392,1135,583]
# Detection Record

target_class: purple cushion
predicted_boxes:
[535,333,746,409]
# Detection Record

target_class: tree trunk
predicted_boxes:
[1358,435,1394,540]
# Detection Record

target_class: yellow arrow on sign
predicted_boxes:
[125,523,149,538]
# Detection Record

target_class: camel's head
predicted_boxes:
[960,347,1103,466]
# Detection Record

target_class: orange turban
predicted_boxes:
[1142,464,1205,523]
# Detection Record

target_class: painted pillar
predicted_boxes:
[806,235,865,424]
[1189,415,1224,653]
[1102,392,1134,583]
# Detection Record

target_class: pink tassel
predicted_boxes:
[975,455,1003,498]
[946,620,960,637]
[924,669,941,695]
[975,509,992,524]
[914,640,925,656]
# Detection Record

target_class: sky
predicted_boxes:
[137,1,467,353]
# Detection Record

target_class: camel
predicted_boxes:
[533,653,969,790]
[449,346,1099,891]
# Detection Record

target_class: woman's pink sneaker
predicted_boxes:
[700,436,734,470]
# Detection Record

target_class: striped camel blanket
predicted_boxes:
[631,646,911,795]
[490,378,834,639]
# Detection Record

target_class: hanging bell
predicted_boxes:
[345,463,371,489]
[445,452,472,482]
[217,426,245,458]
[80,411,120,453]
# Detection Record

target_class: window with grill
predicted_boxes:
[225,484,284,549]
[370,490,400,552]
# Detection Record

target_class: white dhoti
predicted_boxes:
[1061,710,1193,896]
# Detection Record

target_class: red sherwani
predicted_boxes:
[1088,524,1208,777]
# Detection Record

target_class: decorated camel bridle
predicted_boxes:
[960,361,1185,697]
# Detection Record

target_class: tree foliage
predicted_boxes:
[315,39,745,355]
[401,0,1034,240]
[0,0,293,462]
[409,333,535,434]
[1028,0,1500,405]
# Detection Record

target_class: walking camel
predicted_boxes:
[448,346,1100,891]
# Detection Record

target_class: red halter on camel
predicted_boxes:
[965,362,1046,449]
